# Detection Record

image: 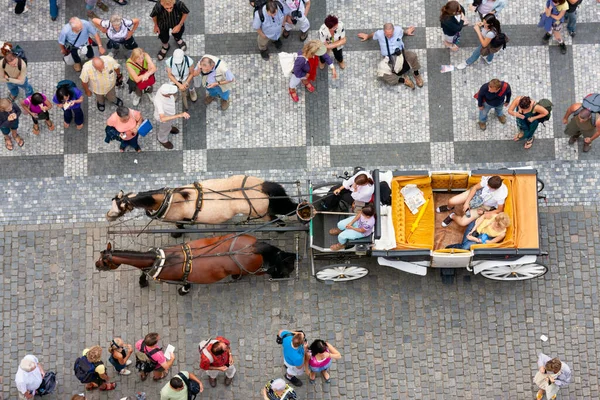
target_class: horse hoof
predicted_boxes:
[139,280,149,288]
[178,287,190,296]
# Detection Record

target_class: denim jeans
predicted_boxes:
[119,134,140,151]
[206,86,230,101]
[565,11,577,34]
[49,0,58,19]
[479,102,505,123]
[466,45,494,66]
[336,216,367,244]
[6,78,34,98]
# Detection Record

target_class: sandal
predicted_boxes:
[309,378,316,384]
[513,132,524,141]
[157,45,170,61]
[46,121,55,131]
[524,137,534,149]
[99,382,116,391]
[4,136,13,151]
[13,134,24,147]
[32,124,40,135]
[97,102,105,112]
[176,40,187,51]
[435,205,454,213]
[289,89,299,103]
[304,82,315,93]
[112,0,128,5]
[63,122,70,129]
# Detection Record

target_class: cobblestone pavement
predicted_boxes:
[1,0,600,399]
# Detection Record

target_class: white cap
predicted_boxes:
[172,49,185,64]
[271,378,286,391]
[159,84,179,95]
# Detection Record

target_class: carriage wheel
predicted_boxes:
[315,264,369,282]
[537,178,545,193]
[479,262,548,281]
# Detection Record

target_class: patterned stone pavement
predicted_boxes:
[1,0,600,398]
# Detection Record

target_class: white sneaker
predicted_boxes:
[107,51,114,58]
[132,95,140,106]
[146,93,154,102]
[126,360,132,366]
[481,56,492,65]
[120,369,131,375]
[22,6,30,13]
[456,62,467,70]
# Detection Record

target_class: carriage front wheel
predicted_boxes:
[315,263,369,282]
[479,262,548,281]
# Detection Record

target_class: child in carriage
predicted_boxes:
[329,204,375,251]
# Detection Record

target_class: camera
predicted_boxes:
[393,48,402,56]
[290,10,302,24]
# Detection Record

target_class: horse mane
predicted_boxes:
[127,189,166,208]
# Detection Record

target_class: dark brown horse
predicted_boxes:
[95,234,296,295]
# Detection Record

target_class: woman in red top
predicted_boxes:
[199,336,236,387]
[106,106,143,152]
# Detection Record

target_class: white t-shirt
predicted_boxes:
[153,93,176,121]
[15,355,43,395]
[165,55,194,82]
[101,18,134,42]
[342,171,375,203]
[479,176,508,208]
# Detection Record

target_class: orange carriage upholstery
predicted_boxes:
[391,175,435,250]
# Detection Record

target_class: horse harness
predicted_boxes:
[145,182,204,221]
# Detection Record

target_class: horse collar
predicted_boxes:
[181,243,193,284]
[144,248,166,279]
[146,188,175,220]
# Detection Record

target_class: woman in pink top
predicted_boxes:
[21,93,55,135]
[106,106,143,152]
[305,339,341,384]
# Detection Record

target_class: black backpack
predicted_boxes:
[490,32,509,50]
[135,343,161,373]
[251,0,284,23]
[74,356,99,383]
[37,371,57,395]
[178,372,201,400]
[536,99,553,124]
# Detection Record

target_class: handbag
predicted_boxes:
[36,371,57,395]
[63,31,82,65]
[127,60,155,91]
[137,119,153,137]
[279,52,297,78]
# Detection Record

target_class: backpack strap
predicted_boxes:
[199,340,218,364]
[498,82,508,97]
[178,372,191,388]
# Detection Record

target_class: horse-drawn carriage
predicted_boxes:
[308,168,548,282]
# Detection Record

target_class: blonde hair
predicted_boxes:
[161,0,176,5]
[303,40,323,59]
[85,346,103,363]
[494,212,511,229]
[0,98,12,112]
[129,48,145,61]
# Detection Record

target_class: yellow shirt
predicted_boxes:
[80,56,120,95]
[555,2,569,12]
[477,219,506,238]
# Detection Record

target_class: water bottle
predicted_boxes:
[480,234,489,244]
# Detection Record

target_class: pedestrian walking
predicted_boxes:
[85,0,109,19]
[199,337,236,387]
[329,204,376,251]
[279,329,308,387]
[288,40,337,103]
[15,355,45,400]
[0,46,34,101]
[14,0,30,14]
[150,0,190,61]
[74,346,117,391]
[475,78,511,130]
[53,80,85,130]
[135,332,176,381]
[358,23,424,89]
[282,0,311,41]
[534,353,571,399]
[165,49,195,109]
[564,0,583,36]
[21,93,55,135]
[160,371,203,399]
[305,340,341,384]
[456,13,506,69]
[470,0,507,19]
[0,98,24,150]
[49,0,58,21]
[261,378,297,399]
[440,1,467,51]
[80,55,124,112]
[92,14,140,57]
[318,15,346,69]
[540,0,569,54]
[108,337,134,375]
[564,100,600,153]
[107,106,143,152]
[253,0,285,60]
[507,96,549,149]
[59,17,105,72]
[193,55,235,111]
[126,48,157,106]
[153,83,190,149]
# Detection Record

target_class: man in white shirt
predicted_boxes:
[15,355,44,400]
[153,83,190,149]
[437,175,508,227]
[282,0,311,41]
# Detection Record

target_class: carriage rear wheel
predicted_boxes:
[480,262,548,281]
[315,263,369,282]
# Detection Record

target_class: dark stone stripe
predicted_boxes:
[207,147,306,171]
[305,58,330,146]
[0,155,64,179]
[182,97,207,150]
[425,0,448,28]
[87,151,183,175]
[330,143,431,167]
[426,48,453,142]
[183,0,205,36]
[548,45,575,138]
[453,139,556,163]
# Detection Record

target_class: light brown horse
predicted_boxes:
[106,175,298,227]
[95,234,296,295]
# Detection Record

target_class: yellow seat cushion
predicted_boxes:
[391,176,435,250]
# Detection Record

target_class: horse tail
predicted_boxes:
[261,181,298,217]
[253,241,296,279]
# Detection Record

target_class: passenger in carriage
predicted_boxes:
[329,204,375,251]
[446,212,510,250]
[321,170,374,211]
[437,175,508,227]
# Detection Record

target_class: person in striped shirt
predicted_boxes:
[150,0,190,61]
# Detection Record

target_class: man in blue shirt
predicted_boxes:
[58,17,105,72]
[252,0,285,60]
[278,329,307,387]
[358,23,423,90]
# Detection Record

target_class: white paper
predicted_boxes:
[164,344,175,360]
[540,335,548,342]
[441,65,455,73]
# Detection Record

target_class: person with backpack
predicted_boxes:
[165,49,196,109]
[281,0,311,42]
[253,0,286,61]
[58,17,106,72]
[279,329,308,387]
[440,1,468,51]
[74,346,116,391]
[563,98,600,153]
[475,78,512,130]
[507,95,550,149]
[15,355,45,400]
[150,0,190,61]
[160,371,203,399]
[199,336,236,387]
[135,332,176,381]
[92,14,140,57]
[0,45,34,101]
[193,55,235,111]
[53,80,85,130]
[21,92,55,135]
[540,0,569,54]
[456,13,506,69]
